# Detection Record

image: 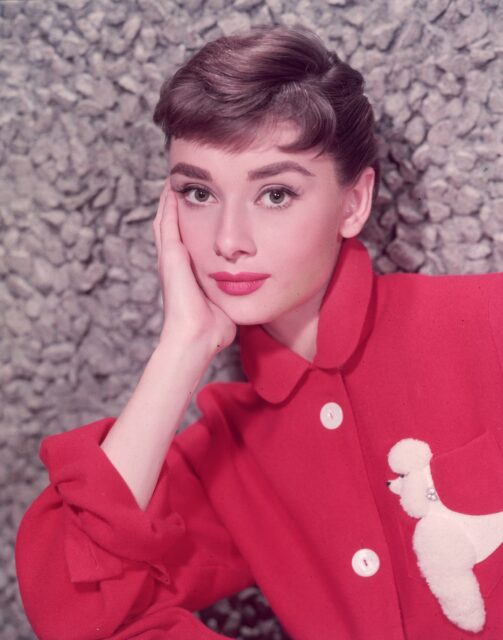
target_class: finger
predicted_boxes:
[152,180,172,256]
[160,184,183,245]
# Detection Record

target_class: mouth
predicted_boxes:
[209,272,270,296]
[209,272,270,282]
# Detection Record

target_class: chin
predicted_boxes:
[209,296,279,326]
[219,306,276,327]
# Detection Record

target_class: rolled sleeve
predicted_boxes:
[16,416,254,640]
[41,417,186,584]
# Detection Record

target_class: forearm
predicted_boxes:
[100,332,214,510]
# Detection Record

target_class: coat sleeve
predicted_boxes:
[15,417,255,640]
[489,272,503,381]
[488,272,503,456]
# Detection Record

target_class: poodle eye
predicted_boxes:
[399,474,405,478]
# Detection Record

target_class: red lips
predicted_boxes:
[209,272,270,282]
[209,272,271,296]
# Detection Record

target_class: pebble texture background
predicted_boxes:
[1,0,502,638]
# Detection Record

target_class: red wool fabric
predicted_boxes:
[16,237,503,639]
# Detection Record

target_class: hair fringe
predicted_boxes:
[153,25,380,204]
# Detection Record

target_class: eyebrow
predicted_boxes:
[169,160,315,181]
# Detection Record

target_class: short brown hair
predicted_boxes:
[153,24,380,204]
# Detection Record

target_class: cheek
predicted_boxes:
[286,221,339,266]
[272,230,340,301]
[178,216,207,259]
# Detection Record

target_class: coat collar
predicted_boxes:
[239,237,375,404]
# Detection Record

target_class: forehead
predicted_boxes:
[169,121,328,170]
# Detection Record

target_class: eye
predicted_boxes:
[399,474,405,478]
[173,184,300,210]
[176,186,214,207]
[259,187,298,210]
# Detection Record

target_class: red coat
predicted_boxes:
[16,237,503,639]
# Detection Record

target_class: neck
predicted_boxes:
[260,241,344,363]
[264,313,320,363]
[262,284,329,363]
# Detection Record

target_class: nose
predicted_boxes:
[213,208,256,261]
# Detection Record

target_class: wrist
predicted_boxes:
[156,327,216,365]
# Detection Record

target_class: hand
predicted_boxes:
[152,181,237,354]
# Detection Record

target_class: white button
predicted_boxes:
[352,548,380,577]
[320,402,343,429]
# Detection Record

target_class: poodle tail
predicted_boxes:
[414,517,485,632]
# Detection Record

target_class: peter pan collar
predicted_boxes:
[239,237,375,404]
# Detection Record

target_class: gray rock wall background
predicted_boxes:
[1,0,502,638]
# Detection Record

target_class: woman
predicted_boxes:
[16,24,503,640]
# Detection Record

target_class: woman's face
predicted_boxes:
[168,121,372,331]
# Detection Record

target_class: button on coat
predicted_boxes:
[320,402,344,429]
[352,548,380,577]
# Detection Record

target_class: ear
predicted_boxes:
[339,167,375,238]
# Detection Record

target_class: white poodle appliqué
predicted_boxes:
[387,438,503,633]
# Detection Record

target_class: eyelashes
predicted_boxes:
[173,184,300,210]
